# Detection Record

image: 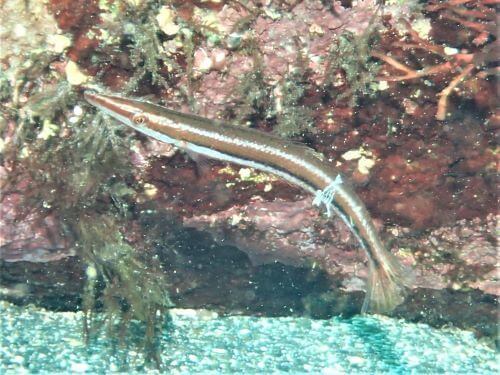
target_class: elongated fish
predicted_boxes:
[84,91,412,314]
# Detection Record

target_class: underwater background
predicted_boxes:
[0,0,498,373]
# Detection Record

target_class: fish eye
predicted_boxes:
[132,113,147,125]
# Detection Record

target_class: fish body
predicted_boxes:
[84,91,411,314]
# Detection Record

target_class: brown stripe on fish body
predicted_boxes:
[148,113,334,189]
[85,92,334,190]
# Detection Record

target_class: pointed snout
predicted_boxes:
[84,91,141,126]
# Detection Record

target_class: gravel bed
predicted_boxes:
[0,301,497,374]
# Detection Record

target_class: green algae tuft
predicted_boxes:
[325,31,381,106]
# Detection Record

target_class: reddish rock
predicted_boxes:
[0,193,71,263]
[67,30,100,63]
[49,0,100,31]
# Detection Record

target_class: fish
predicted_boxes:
[84,91,413,314]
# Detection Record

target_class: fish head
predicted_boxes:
[84,91,164,131]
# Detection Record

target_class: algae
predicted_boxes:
[95,0,179,93]
[273,68,314,138]
[232,49,314,138]
[325,31,381,107]
[78,215,173,368]
[0,49,174,369]
[0,4,181,361]
[233,66,272,126]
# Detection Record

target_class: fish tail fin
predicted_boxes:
[361,251,413,314]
